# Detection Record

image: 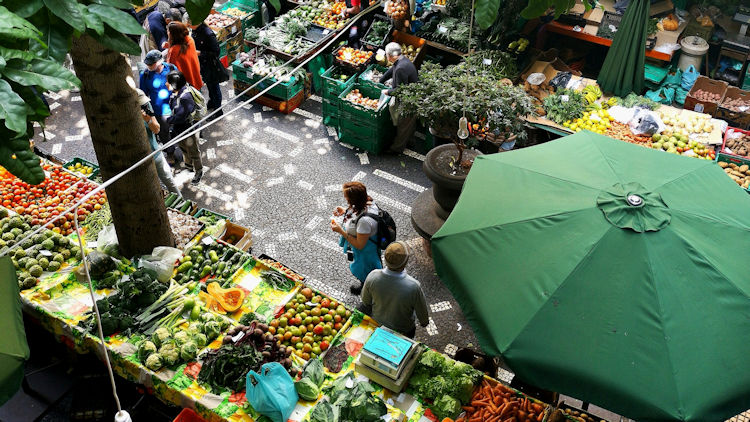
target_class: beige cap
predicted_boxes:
[384,241,409,271]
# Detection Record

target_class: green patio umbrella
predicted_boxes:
[0,256,29,406]
[432,132,750,421]
[597,0,649,96]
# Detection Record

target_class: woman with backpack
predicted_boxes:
[165,21,203,90]
[166,70,203,185]
[330,181,383,294]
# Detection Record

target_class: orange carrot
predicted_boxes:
[462,406,475,413]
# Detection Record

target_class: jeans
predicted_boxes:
[206,82,222,110]
[154,152,181,195]
[179,133,203,171]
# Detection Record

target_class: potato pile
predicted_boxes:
[721,96,750,112]
[718,161,750,189]
[724,132,750,157]
[691,89,722,102]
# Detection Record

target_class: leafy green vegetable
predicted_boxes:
[309,399,338,422]
[294,377,320,401]
[260,270,294,291]
[302,358,325,387]
[434,394,462,420]
[620,93,659,110]
[543,89,587,124]
[318,373,386,422]
[198,343,263,392]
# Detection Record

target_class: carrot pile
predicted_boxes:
[605,122,652,147]
[456,379,547,422]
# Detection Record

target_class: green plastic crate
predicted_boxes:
[194,208,230,221]
[231,59,304,100]
[644,63,668,88]
[63,157,99,181]
[716,152,750,193]
[337,83,390,122]
[357,64,390,91]
[321,66,358,99]
[219,1,260,30]
[231,0,259,11]
[322,97,341,127]
[336,83,395,153]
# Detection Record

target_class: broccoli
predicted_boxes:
[145,353,163,371]
[98,312,119,336]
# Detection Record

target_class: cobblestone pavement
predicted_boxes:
[33,69,480,361]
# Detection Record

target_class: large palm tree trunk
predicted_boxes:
[69,34,174,256]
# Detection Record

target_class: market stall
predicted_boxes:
[0,155,561,422]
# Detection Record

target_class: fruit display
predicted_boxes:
[221,6,251,18]
[166,209,203,250]
[720,95,750,112]
[723,129,750,157]
[65,161,95,178]
[557,408,602,422]
[457,378,548,422]
[582,85,602,105]
[408,350,483,420]
[344,89,380,110]
[1,214,82,290]
[657,109,715,139]
[0,164,106,235]
[384,0,409,21]
[268,287,351,361]
[285,1,347,29]
[562,108,613,134]
[199,320,296,392]
[174,239,249,286]
[335,46,372,66]
[398,43,420,62]
[205,13,238,30]
[433,0,446,5]
[649,133,715,159]
[691,88,722,103]
[507,37,529,53]
[362,19,391,47]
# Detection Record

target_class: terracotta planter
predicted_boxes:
[423,144,481,218]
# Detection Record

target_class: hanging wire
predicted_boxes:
[73,205,123,413]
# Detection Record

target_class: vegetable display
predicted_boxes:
[718,160,750,190]
[260,270,295,291]
[285,1,347,29]
[259,257,305,283]
[167,209,203,249]
[384,0,409,21]
[221,7,251,18]
[82,203,112,242]
[308,372,388,422]
[269,288,350,360]
[0,164,106,235]
[200,320,295,392]
[618,93,659,110]
[295,358,325,401]
[174,239,249,287]
[362,20,390,46]
[1,215,82,290]
[408,350,483,420]
[82,268,168,336]
[199,282,246,314]
[360,68,391,87]
[723,130,750,158]
[720,95,750,112]
[562,109,613,134]
[691,88,722,103]
[542,89,587,125]
[66,161,95,178]
[205,13,238,30]
[457,379,547,422]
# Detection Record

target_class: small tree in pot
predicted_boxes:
[395,56,535,172]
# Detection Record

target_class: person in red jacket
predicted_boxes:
[165,21,203,90]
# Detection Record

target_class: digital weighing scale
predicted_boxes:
[355,327,423,393]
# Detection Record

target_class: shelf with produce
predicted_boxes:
[360,15,392,50]
[232,52,307,100]
[166,208,205,250]
[224,258,302,323]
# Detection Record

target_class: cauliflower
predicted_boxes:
[137,340,157,362]
[204,321,221,341]
[193,332,208,348]
[180,341,198,362]
[158,342,179,367]
[145,353,163,371]
[152,327,171,348]
[173,330,192,346]
[187,322,204,336]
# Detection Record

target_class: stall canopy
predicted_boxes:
[432,131,750,421]
[597,0,649,96]
[0,256,29,406]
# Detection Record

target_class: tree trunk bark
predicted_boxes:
[69,34,174,256]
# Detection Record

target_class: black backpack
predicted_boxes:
[356,207,397,250]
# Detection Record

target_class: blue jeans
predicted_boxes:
[206,82,222,110]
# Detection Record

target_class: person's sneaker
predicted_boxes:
[349,283,362,295]
[191,169,203,185]
[183,163,194,173]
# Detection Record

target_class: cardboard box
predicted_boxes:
[685,76,728,116]
[208,10,242,43]
[521,61,559,84]
[717,87,750,129]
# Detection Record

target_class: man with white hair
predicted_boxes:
[379,42,419,154]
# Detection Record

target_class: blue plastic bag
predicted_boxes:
[681,65,699,91]
[246,363,298,422]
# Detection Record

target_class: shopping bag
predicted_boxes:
[246,363,298,422]
[663,68,682,87]
[675,87,688,105]
[681,65,699,91]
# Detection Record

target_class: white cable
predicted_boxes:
[73,205,123,412]
[1,3,380,259]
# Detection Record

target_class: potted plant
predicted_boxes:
[396,58,535,219]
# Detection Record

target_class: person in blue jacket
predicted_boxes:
[140,50,180,165]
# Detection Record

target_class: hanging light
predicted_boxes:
[457,116,469,139]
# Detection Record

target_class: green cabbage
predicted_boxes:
[294,378,320,401]
[302,358,325,387]
[433,394,462,420]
